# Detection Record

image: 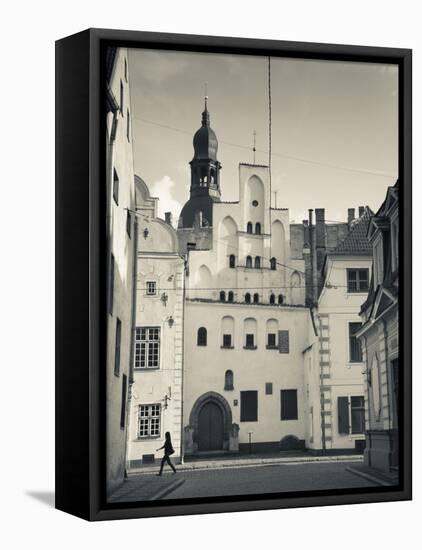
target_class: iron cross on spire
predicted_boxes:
[204,82,208,110]
[253,130,257,164]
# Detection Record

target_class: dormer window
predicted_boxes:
[347,269,369,293]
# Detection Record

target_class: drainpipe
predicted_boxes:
[124,215,139,476]
[179,254,188,464]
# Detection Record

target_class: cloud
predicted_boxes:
[150,176,183,226]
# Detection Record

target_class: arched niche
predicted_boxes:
[271,220,286,265]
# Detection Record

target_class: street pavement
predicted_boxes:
[109,459,383,503]
[162,460,379,500]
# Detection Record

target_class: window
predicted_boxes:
[265,382,273,395]
[120,80,124,112]
[228,291,234,302]
[270,257,277,270]
[267,333,277,348]
[120,374,127,429]
[245,334,255,348]
[247,222,253,234]
[253,293,259,303]
[124,58,128,81]
[254,256,261,269]
[255,222,261,235]
[224,370,234,391]
[220,291,226,302]
[246,255,252,268]
[347,269,369,293]
[135,327,160,369]
[146,281,156,296]
[278,330,289,353]
[114,318,122,376]
[127,109,131,141]
[240,391,258,421]
[113,168,119,205]
[281,389,298,420]
[222,334,232,348]
[269,293,275,305]
[229,254,235,268]
[245,293,251,303]
[108,253,115,315]
[278,294,284,305]
[351,396,365,434]
[338,396,365,435]
[349,322,363,362]
[197,327,207,346]
[138,404,161,438]
[126,210,132,238]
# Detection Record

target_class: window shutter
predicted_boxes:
[279,330,289,353]
[338,396,349,434]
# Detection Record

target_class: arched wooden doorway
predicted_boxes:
[198,402,224,451]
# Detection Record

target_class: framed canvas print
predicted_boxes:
[55,28,412,521]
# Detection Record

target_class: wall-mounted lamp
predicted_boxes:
[143,227,149,239]
[167,316,174,328]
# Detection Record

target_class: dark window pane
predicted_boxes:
[224,370,234,391]
[240,391,258,421]
[267,333,276,347]
[265,382,273,395]
[246,334,254,348]
[349,322,362,362]
[114,318,122,376]
[281,389,298,420]
[120,374,127,428]
[108,254,114,314]
[113,169,119,204]
[223,334,232,348]
[197,327,207,346]
[338,396,349,434]
[351,396,365,434]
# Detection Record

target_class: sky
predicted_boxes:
[128,48,398,225]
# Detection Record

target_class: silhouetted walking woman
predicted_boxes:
[156,432,177,475]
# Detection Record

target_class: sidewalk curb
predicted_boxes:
[345,466,393,487]
[148,478,185,501]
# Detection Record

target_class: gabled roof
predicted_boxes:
[328,206,373,256]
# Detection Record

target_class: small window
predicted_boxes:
[349,322,363,362]
[347,269,369,293]
[245,333,255,348]
[255,222,261,235]
[120,80,124,112]
[108,253,115,315]
[197,327,207,346]
[138,404,161,438]
[265,382,273,395]
[245,293,251,304]
[267,333,277,348]
[224,370,234,391]
[127,109,131,141]
[254,256,261,269]
[253,293,259,303]
[222,334,232,348]
[228,291,234,302]
[220,291,226,302]
[351,396,365,434]
[124,58,128,82]
[120,374,127,429]
[270,257,277,270]
[278,294,284,305]
[281,389,298,420]
[135,327,160,369]
[247,222,253,234]
[114,318,122,376]
[126,210,132,238]
[146,281,156,296]
[269,293,275,305]
[246,256,252,268]
[229,254,236,268]
[240,390,258,422]
[252,200,259,207]
[113,168,119,205]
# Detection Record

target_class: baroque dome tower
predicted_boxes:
[178,97,221,228]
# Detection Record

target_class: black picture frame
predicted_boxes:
[55,28,412,521]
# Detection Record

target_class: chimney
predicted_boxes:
[315,209,326,250]
[302,219,310,247]
[348,208,355,226]
[165,211,173,225]
[358,206,365,218]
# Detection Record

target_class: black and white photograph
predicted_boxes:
[105,46,401,504]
